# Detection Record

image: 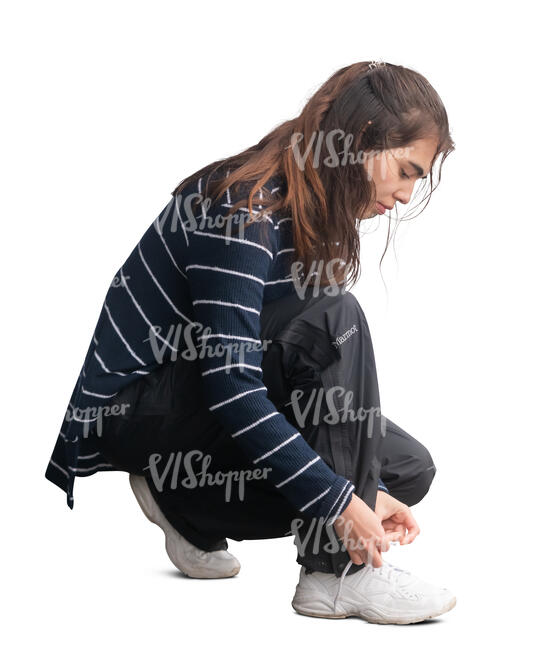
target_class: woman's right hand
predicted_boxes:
[333,493,402,568]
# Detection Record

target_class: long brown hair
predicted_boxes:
[172,60,455,288]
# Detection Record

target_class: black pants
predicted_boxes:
[96,289,436,577]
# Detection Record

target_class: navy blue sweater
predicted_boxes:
[45,170,388,524]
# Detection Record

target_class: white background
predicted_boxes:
[2,1,541,648]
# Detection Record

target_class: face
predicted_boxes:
[362,136,439,217]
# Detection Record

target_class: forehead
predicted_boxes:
[388,138,438,175]
[403,137,439,162]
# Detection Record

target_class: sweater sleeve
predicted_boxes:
[377,478,389,493]
[180,189,355,526]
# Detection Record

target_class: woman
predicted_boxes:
[45,60,456,624]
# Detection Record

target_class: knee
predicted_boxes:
[408,448,437,505]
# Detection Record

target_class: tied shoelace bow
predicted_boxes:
[334,560,413,611]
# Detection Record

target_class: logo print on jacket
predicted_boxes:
[331,324,358,349]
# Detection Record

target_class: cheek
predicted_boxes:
[365,156,392,188]
[371,176,390,197]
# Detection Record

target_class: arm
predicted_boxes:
[180,185,355,525]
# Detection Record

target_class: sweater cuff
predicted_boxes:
[313,475,355,526]
[377,477,389,493]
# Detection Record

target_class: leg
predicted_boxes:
[379,417,437,507]
[96,356,300,553]
[97,288,386,575]
[262,290,386,577]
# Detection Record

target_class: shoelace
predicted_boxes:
[333,560,413,611]
[374,562,413,584]
[334,559,354,611]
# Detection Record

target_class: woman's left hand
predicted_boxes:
[375,491,420,545]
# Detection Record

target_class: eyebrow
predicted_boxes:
[408,161,428,179]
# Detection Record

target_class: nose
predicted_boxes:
[394,188,414,206]
[394,178,418,205]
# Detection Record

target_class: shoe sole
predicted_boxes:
[292,596,457,624]
[129,474,240,579]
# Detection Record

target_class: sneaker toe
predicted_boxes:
[421,587,456,617]
[194,550,241,578]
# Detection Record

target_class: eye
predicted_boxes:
[400,168,410,180]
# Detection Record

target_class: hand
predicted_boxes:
[333,493,403,568]
[375,490,420,545]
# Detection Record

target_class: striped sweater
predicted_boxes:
[45,170,388,526]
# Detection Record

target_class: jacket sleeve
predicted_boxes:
[180,192,355,525]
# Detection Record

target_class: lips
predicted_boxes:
[375,202,387,214]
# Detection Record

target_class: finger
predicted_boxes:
[402,522,421,544]
[398,523,408,539]
[349,550,365,566]
[382,519,407,540]
[384,531,403,543]
[366,539,383,568]
[377,532,400,553]
[404,527,420,544]
[393,524,407,543]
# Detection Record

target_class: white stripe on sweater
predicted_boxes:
[173,193,190,248]
[197,177,207,220]
[103,302,145,365]
[93,350,150,376]
[197,333,261,344]
[49,458,70,478]
[220,204,275,226]
[69,463,115,473]
[201,363,262,376]
[226,169,231,204]
[209,386,267,410]
[323,482,348,522]
[192,230,273,259]
[253,432,301,464]
[231,411,280,438]
[193,299,260,315]
[185,265,265,285]
[275,456,320,488]
[120,267,178,353]
[264,277,294,286]
[154,200,188,273]
[137,242,192,324]
[81,386,118,399]
[328,484,355,526]
[299,486,332,512]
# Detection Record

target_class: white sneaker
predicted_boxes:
[129,474,241,579]
[292,559,456,624]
